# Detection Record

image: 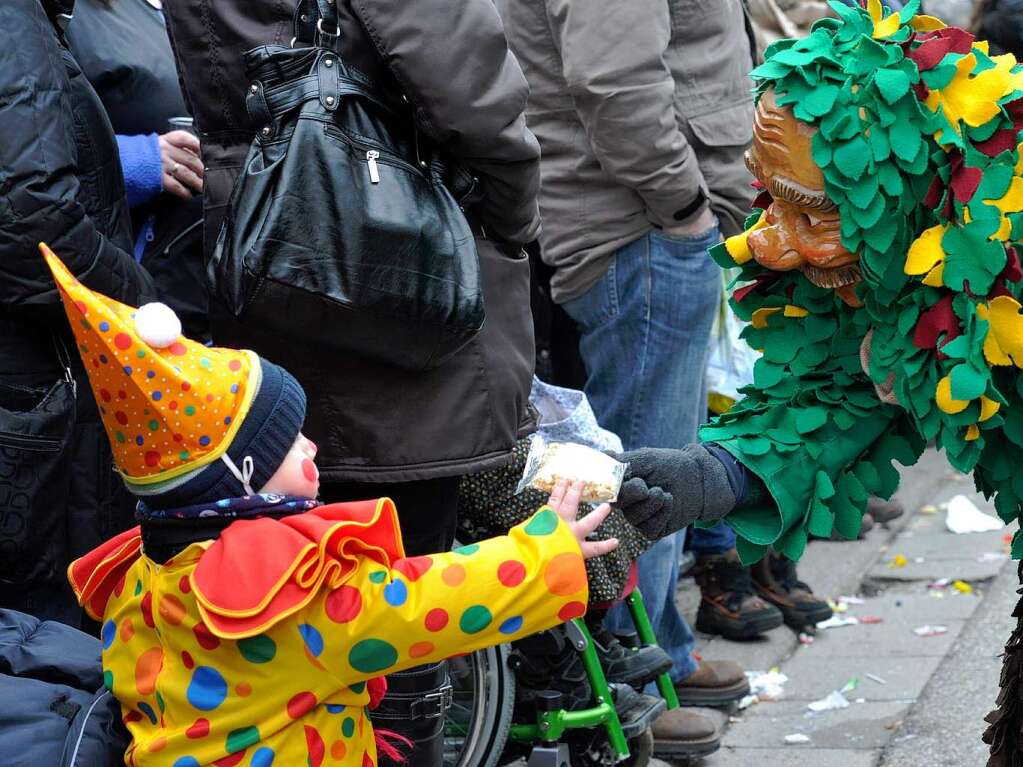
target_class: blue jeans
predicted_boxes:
[690,522,737,556]
[563,225,721,684]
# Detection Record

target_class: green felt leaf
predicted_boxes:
[874,68,911,104]
[863,215,899,252]
[889,118,922,162]
[848,193,886,228]
[834,135,871,180]
[795,408,829,434]
[801,84,841,118]
[847,172,880,209]
[849,37,889,76]
[950,363,988,401]
[922,61,959,91]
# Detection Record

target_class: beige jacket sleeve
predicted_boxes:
[544,0,708,228]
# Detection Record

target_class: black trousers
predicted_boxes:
[319,476,460,555]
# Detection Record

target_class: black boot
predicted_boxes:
[372,661,453,767]
[584,609,672,688]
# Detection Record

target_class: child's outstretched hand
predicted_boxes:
[547,479,619,559]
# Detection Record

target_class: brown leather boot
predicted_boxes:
[751,552,833,631]
[650,706,721,759]
[674,659,750,708]
[693,550,784,640]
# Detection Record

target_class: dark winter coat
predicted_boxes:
[66,0,210,341]
[160,0,540,482]
[0,609,128,767]
[0,0,152,625]
[975,0,1023,58]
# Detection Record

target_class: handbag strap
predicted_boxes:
[51,330,77,394]
[293,0,340,51]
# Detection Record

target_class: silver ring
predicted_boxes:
[170,162,180,177]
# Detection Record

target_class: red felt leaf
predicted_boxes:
[949,153,982,203]
[976,128,1020,158]
[909,36,955,71]
[1004,247,1022,283]
[913,294,961,356]
[923,176,945,211]
[733,271,781,303]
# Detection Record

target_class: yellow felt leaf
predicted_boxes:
[866,0,883,24]
[976,41,991,55]
[936,376,970,414]
[978,296,1023,366]
[1015,143,1023,175]
[722,213,767,265]
[751,307,781,329]
[965,424,981,441]
[983,176,1023,241]
[873,12,901,38]
[980,396,1001,422]
[922,263,945,287]
[905,224,947,276]
[784,305,809,318]
[926,53,1010,131]
[910,15,946,32]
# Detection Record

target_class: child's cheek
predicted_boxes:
[302,458,319,483]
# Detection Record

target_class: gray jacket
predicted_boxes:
[500,0,757,302]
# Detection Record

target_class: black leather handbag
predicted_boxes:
[209,3,484,371]
[0,336,76,586]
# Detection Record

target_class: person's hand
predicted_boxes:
[615,476,675,541]
[547,479,619,559]
[159,130,204,198]
[662,207,718,239]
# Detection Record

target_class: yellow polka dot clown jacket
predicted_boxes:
[68,499,588,767]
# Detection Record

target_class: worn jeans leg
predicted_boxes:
[689,523,738,556]
[563,225,721,687]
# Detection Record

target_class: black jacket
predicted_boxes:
[0,0,151,623]
[0,0,153,314]
[66,0,209,340]
[976,0,1023,58]
[160,0,539,482]
[0,609,128,767]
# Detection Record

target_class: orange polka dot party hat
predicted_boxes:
[40,243,306,506]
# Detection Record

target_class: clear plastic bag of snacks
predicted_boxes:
[516,436,627,503]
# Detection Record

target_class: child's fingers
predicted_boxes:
[581,537,619,559]
[547,479,569,515]
[574,502,612,538]
[560,481,585,517]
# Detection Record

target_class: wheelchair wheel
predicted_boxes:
[444,644,516,767]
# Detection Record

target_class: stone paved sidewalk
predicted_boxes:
[673,449,1015,767]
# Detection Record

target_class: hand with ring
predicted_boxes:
[159,130,204,199]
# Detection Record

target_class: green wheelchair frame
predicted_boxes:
[507,589,679,764]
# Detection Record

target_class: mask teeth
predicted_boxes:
[802,262,862,288]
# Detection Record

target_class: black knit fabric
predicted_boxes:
[140,357,307,508]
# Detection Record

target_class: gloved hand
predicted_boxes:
[615,476,675,540]
[614,445,738,541]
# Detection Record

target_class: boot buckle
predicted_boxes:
[410,683,453,719]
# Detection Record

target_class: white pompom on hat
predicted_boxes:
[134,302,182,348]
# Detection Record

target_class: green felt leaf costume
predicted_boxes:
[699,0,1023,562]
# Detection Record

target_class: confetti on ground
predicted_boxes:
[859,615,884,624]
[817,615,859,630]
[808,690,850,713]
[890,554,908,568]
[784,734,811,745]
[865,673,888,685]
[952,580,973,594]
[913,624,949,637]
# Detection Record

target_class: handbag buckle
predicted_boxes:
[315,18,341,51]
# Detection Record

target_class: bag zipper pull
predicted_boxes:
[366,150,380,184]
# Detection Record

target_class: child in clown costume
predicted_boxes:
[41,244,618,767]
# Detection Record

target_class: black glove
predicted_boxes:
[614,445,737,541]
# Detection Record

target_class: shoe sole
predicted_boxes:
[695,606,784,641]
[606,656,675,689]
[675,678,752,709]
[753,587,834,630]
[653,734,721,759]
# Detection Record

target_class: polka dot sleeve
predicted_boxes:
[299,506,589,683]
